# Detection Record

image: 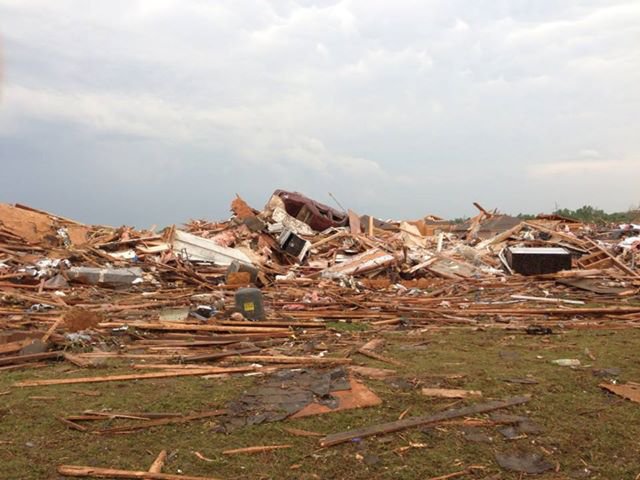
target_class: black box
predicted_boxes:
[506,247,572,275]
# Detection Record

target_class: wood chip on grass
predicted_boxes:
[421,388,482,399]
[223,445,292,455]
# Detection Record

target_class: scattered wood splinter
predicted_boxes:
[223,445,292,455]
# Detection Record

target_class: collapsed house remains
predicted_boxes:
[0,191,639,478]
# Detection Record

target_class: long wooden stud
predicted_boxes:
[0,351,62,367]
[148,450,167,473]
[357,348,403,367]
[98,322,291,334]
[319,395,531,447]
[41,316,64,342]
[14,366,255,387]
[223,355,352,365]
[57,465,221,480]
[95,410,226,435]
[222,445,292,455]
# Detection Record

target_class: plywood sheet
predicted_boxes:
[290,377,381,418]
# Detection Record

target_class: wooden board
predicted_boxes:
[348,210,361,235]
[600,383,640,403]
[57,465,220,480]
[290,377,381,419]
[222,445,292,455]
[421,388,482,398]
[319,395,530,447]
[348,365,396,379]
[230,195,256,219]
[14,366,255,387]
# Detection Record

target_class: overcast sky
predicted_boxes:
[0,0,639,227]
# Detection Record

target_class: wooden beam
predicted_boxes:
[357,348,403,367]
[14,203,84,225]
[148,450,167,473]
[183,347,260,363]
[472,202,490,215]
[57,465,221,480]
[223,355,351,365]
[98,322,291,334]
[222,445,292,455]
[398,306,640,316]
[347,210,361,235]
[0,351,62,367]
[14,366,255,387]
[95,235,163,248]
[41,317,64,343]
[58,416,88,432]
[475,222,525,250]
[311,230,348,249]
[217,320,325,328]
[421,388,482,399]
[319,396,531,447]
[95,411,225,435]
[0,339,32,355]
[63,352,93,368]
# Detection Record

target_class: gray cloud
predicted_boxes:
[1,0,639,227]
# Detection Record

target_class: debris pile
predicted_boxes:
[1,191,639,477]
[1,192,639,368]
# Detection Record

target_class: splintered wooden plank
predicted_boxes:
[421,388,482,399]
[14,366,255,387]
[357,348,403,367]
[402,306,640,316]
[98,322,291,334]
[57,465,221,479]
[348,365,397,379]
[283,427,323,437]
[58,416,88,432]
[0,351,62,367]
[63,353,94,368]
[0,339,32,355]
[581,238,639,277]
[310,230,348,249]
[183,347,260,363]
[148,450,167,473]
[224,355,352,365]
[230,194,256,219]
[222,445,292,455]
[94,411,225,435]
[319,396,531,447]
[41,316,64,342]
[217,320,324,328]
[348,210,361,235]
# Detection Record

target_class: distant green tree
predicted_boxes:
[551,205,637,225]
[462,204,639,225]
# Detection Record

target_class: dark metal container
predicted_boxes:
[234,287,265,321]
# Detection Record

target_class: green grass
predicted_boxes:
[327,320,370,332]
[1,328,639,479]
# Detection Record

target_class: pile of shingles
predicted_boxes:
[0,192,639,376]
